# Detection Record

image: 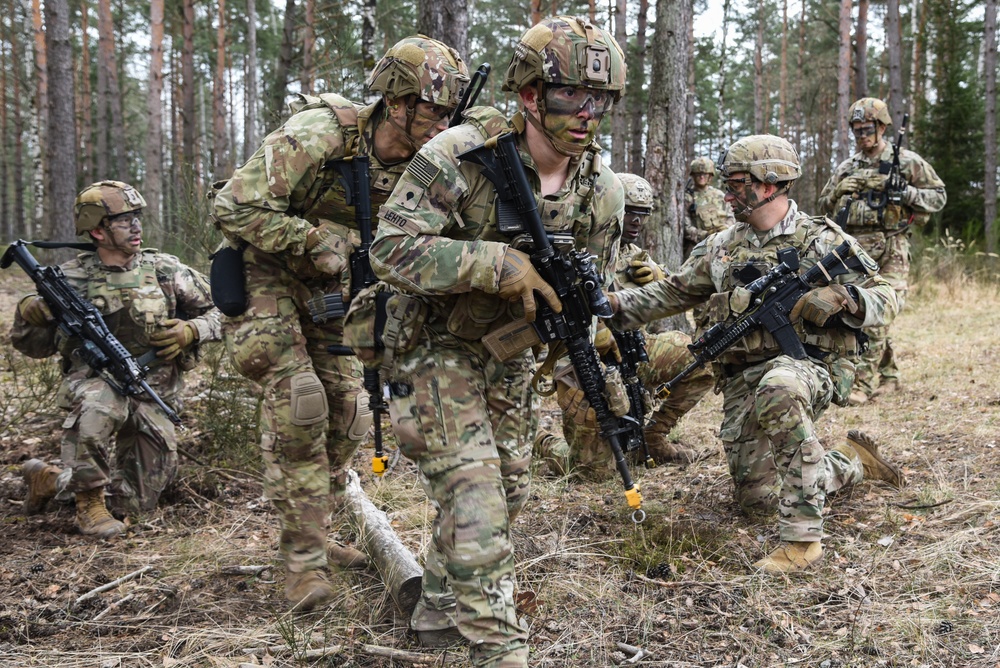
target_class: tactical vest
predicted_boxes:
[707,216,861,365]
[836,151,906,232]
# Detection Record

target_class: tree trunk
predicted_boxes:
[794,0,805,160]
[611,0,627,171]
[12,0,26,236]
[97,0,126,177]
[146,0,165,228]
[30,0,46,230]
[627,0,649,173]
[716,0,731,150]
[361,0,376,101]
[835,0,852,164]
[1,8,9,239]
[301,0,314,95]
[531,0,542,25]
[79,0,92,185]
[885,0,904,124]
[684,12,695,159]
[417,1,468,59]
[270,0,295,123]
[752,0,765,134]
[779,0,787,136]
[854,0,868,98]
[213,0,229,180]
[908,0,925,144]
[985,0,998,253]
[644,0,691,333]
[43,0,77,248]
[244,0,258,161]
[181,0,196,171]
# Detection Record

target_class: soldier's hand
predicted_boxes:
[790,284,859,327]
[594,323,621,363]
[497,248,562,322]
[864,173,889,191]
[150,318,199,360]
[306,224,351,278]
[628,258,665,285]
[834,175,866,198]
[17,295,54,327]
[557,385,597,427]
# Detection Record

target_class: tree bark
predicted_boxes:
[97,0,126,177]
[854,0,868,99]
[43,0,77,248]
[611,0,627,171]
[30,0,46,229]
[270,0,296,123]
[716,0,731,150]
[146,0,165,228]
[79,0,92,185]
[417,1,468,59]
[835,0,852,164]
[627,0,649,173]
[12,0,26,236]
[684,10,695,160]
[753,0,765,135]
[985,0,998,253]
[531,0,543,25]
[779,0,788,136]
[908,0,925,144]
[301,0,314,95]
[244,0,258,161]
[181,0,196,172]
[361,0,376,100]
[213,0,229,180]
[885,0,904,125]
[644,0,691,333]
[1,9,9,238]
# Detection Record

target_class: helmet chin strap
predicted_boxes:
[527,84,588,157]
[731,181,786,220]
[383,97,421,155]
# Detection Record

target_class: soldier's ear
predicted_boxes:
[518,86,538,113]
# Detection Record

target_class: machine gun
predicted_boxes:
[449,63,491,129]
[657,241,865,399]
[2,240,182,425]
[460,132,644,521]
[607,327,654,469]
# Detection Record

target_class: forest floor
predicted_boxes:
[0,254,999,668]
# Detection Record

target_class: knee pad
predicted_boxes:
[344,392,374,441]
[289,372,328,426]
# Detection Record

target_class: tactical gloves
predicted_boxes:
[790,284,859,327]
[628,258,665,285]
[594,322,621,362]
[17,295,54,327]
[556,369,630,427]
[833,175,866,198]
[497,248,562,322]
[306,223,351,278]
[150,319,199,360]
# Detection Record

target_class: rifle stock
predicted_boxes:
[2,240,182,425]
[449,63,491,128]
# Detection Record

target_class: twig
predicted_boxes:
[91,593,135,621]
[241,644,343,659]
[361,644,445,664]
[177,446,244,483]
[617,641,652,664]
[892,498,953,510]
[219,565,273,577]
[74,565,153,605]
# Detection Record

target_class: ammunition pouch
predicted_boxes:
[209,241,248,317]
[446,291,508,341]
[343,284,428,371]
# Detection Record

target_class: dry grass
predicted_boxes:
[1,254,999,667]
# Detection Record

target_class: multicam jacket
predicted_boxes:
[817,142,946,232]
[684,185,735,256]
[11,250,220,399]
[614,201,899,370]
[370,109,624,343]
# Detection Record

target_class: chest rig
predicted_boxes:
[81,252,171,354]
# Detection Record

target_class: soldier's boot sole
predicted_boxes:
[752,541,823,574]
[846,429,905,489]
[22,459,62,515]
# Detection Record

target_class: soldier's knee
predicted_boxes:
[289,372,329,427]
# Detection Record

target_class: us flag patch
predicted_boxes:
[407,153,441,188]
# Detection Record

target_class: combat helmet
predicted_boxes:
[367,35,470,110]
[689,156,716,176]
[719,135,801,185]
[617,173,654,212]
[503,16,626,101]
[74,180,147,235]
[849,97,892,127]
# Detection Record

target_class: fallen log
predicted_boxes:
[343,468,423,616]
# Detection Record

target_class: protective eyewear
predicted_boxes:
[105,212,142,232]
[851,124,877,138]
[722,175,753,194]
[544,85,613,117]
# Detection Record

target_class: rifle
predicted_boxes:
[657,241,865,399]
[460,132,644,521]
[326,155,390,475]
[449,63,491,128]
[835,113,911,231]
[607,327,654,469]
[2,240,182,426]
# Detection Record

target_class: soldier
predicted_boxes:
[368,16,626,667]
[535,173,714,478]
[684,156,736,259]
[818,98,946,404]
[606,135,905,573]
[15,180,220,538]
[212,36,470,610]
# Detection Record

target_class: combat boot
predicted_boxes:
[21,459,62,514]
[848,390,869,406]
[284,569,336,611]
[412,603,463,648]
[327,542,370,570]
[74,488,126,538]
[845,430,906,489]
[753,541,823,573]
[644,414,696,464]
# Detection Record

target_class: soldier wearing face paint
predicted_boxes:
[15,180,220,539]
[606,135,905,574]
[369,16,626,668]
[212,36,469,611]
[684,156,736,258]
[818,98,946,405]
[535,173,714,477]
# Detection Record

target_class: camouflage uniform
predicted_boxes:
[370,17,627,665]
[684,157,736,259]
[818,98,946,399]
[12,249,219,515]
[613,134,898,543]
[213,38,469,587]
